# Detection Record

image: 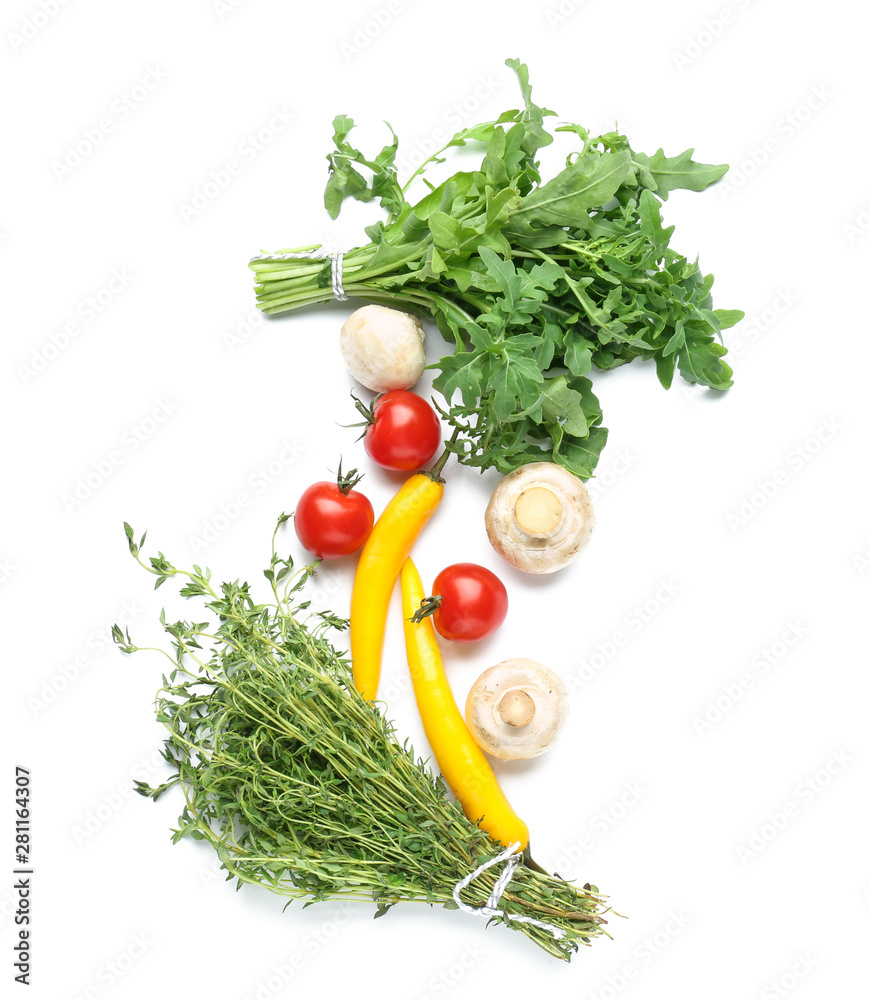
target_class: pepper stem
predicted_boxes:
[522,846,551,876]
[425,427,460,483]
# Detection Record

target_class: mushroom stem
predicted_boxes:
[513,486,563,536]
[497,689,536,728]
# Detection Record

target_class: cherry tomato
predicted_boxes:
[362,390,442,472]
[294,468,374,559]
[430,563,508,642]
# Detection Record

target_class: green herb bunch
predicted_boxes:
[116,518,608,960]
[250,58,742,479]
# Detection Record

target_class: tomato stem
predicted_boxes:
[334,459,364,495]
[350,390,380,424]
[340,391,381,440]
[410,594,442,624]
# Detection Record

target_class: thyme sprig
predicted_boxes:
[116,517,610,959]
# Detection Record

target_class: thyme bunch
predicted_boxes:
[115,517,609,960]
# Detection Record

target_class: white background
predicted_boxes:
[4,1,868,997]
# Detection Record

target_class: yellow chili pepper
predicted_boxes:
[400,557,530,850]
[350,462,447,701]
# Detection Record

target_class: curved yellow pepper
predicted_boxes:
[400,557,530,850]
[350,471,444,700]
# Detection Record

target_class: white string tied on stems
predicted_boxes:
[329,251,347,301]
[452,842,567,939]
[249,247,347,301]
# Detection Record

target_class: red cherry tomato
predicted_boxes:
[294,470,374,559]
[430,563,508,642]
[362,390,442,472]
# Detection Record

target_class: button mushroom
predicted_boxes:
[339,303,426,392]
[465,658,569,760]
[484,461,594,574]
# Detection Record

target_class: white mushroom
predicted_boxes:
[339,304,426,392]
[465,658,569,760]
[484,462,594,574]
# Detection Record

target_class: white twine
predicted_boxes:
[452,842,567,939]
[330,251,347,301]
[249,247,347,301]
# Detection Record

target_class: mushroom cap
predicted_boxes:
[485,462,595,574]
[465,658,569,760]
[339,304,426,392]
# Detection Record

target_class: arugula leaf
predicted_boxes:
[539,375,588,437]
[324,116,406,220]
[428,212,482,253]
[677,332,733,388]
[323,116,371,218]
[564,335,594,377]
[633,148,729,200]
[504,56,556,162]
[432,346,484,406]
[714,308,746,330]
[477,246,523,310]
[488,346,545,422]
[509,150,632,232]
[552,423,609,479]
[638,188,675,257]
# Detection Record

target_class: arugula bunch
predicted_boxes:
[251,58,741,478]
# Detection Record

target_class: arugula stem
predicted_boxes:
[398,118,506,195]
